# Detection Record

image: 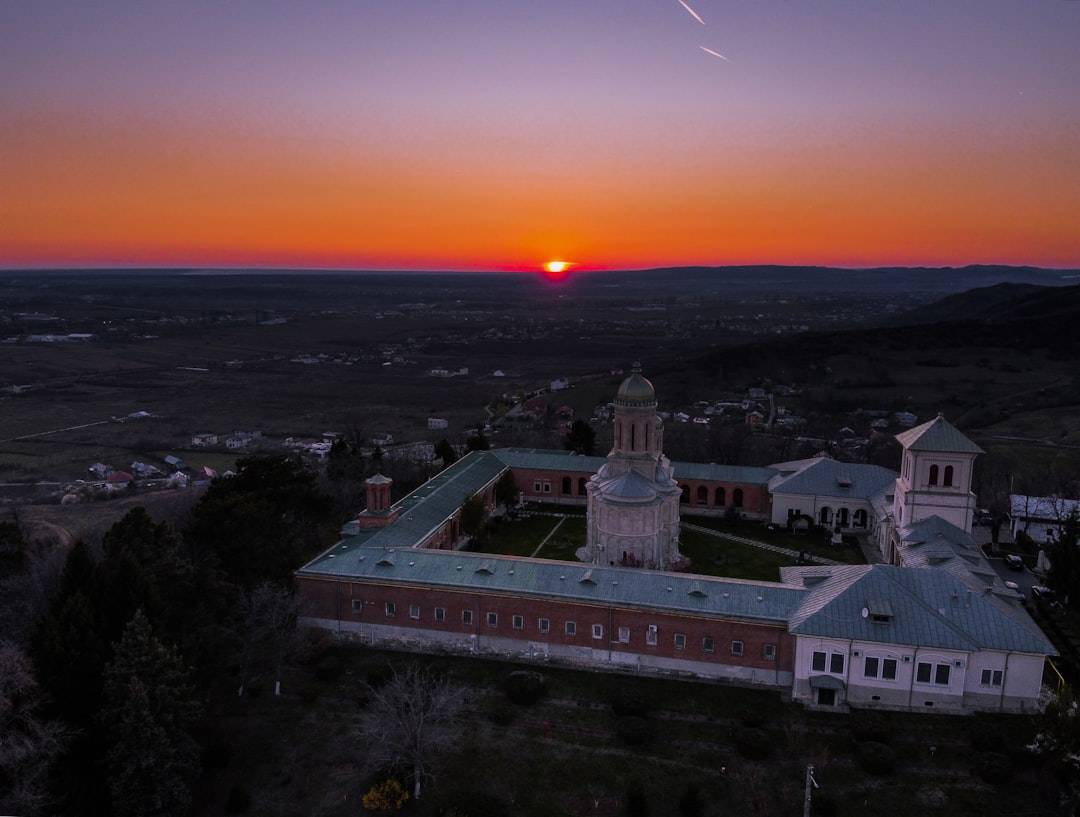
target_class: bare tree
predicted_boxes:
[228,582,303,696]
[360,663,465,800]
[0,640,68,816]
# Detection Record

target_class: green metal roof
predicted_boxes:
[895,414,984,454]
[785,564,1054,655]
[299,545,806,624]
[768,457,896,500]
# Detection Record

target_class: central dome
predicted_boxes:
[616,361,656,406]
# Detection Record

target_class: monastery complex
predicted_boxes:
[297,365,1055,713]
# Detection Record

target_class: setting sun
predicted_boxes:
[545,261,567,274]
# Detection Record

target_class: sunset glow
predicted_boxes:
[2,2,1078,271]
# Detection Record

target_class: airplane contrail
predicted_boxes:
[677,0,706,25]
[699,45,731,62]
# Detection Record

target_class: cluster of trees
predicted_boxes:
[2,455,336,817]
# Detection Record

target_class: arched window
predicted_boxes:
[819,507,832,525]
[715,486,726,506]
[838,508,849,527]
[630,424,636,451]
[578,477,587,494]
[943,465,954,487]
[733,488,744,508]
[680,485,690,504]
[928,464,939,486]
[696,486,708,505]
[854,509,868,527]
[561,476,571,495]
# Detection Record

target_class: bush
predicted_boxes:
[503,670,546,705]
[974,751,1013,783]
[850,709,891,744]
[735,727,773,760]
[362,778,409,815]
[616,715,655,746]
[224,782,252,814]
[856,741,896,775]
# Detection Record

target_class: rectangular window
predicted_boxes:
[812,651,826,672]
[882,658,898,680]
[981,669,1003,687]
[763,643,776,661]
[731,640,744,657]
[487,612,498,627]
[533,481,543,492]
[543,482,551,493]
[935,664,951,686]
[565,621,576,636]
[434,607,445,623]
[830,653,845,674]
[916,662,931,684]
[539,618,550,634]
[646,625,658,646]
[384,602,396,617]
[703,636,715,653]
[618,626,630,644]
[674,633,686,650]
[462,610,473,626]
[512,614,524,631]
[864,656,879,678]
[351,599,363,615]
[592,624,603,640]
[409,604,420,620]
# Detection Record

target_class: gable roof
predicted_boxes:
[784,564,1053,655]
[895,414,984,455]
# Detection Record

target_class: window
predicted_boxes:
[981,669,1003,687]
[512,614,524,631]
[592,624,603,640]
[703,636,715,653]
[487,612,498,627]
[646,625,658,646]
[882,659,897,680]
[434,607,445,623]
[731,640,744,657]
[384,602,396,617]
[812,651,826,672]
[409,604,420,620]
[539,617,550,634]
[696,485,708,505]
[733,487,744,508]
[533,481,542,492]
[763,643,776,661]
[462,610,473,625]
[618,626,630,644]
[929,464,939,486]
[565,621,576,636]
[943,465,954,487]
[864,656,879,678]
[562,476,571,494]
[916,662,951,686]
[543,482,551,493]
[830,653,845,674]
[674,633,686,650]
[351,599,363,615]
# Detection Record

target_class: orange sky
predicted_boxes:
[3,2,1079,271]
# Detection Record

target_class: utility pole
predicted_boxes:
[803,763,818,817]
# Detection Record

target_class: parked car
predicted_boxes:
[1031,585,1055,602]
[1004,554,1025,571]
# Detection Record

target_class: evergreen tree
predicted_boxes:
[100,611,201,817]
[465,432,490,452]
[564,420,597,456]
[434,439,458,467]
[494,470,519,509]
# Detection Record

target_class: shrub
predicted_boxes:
[362,778,409,815]
[735,727,773,760]
[503,670,546,705]
[850,709,891,744]
[616,715,655,746]
[974,751,1013,783]
[856,741,896,775]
